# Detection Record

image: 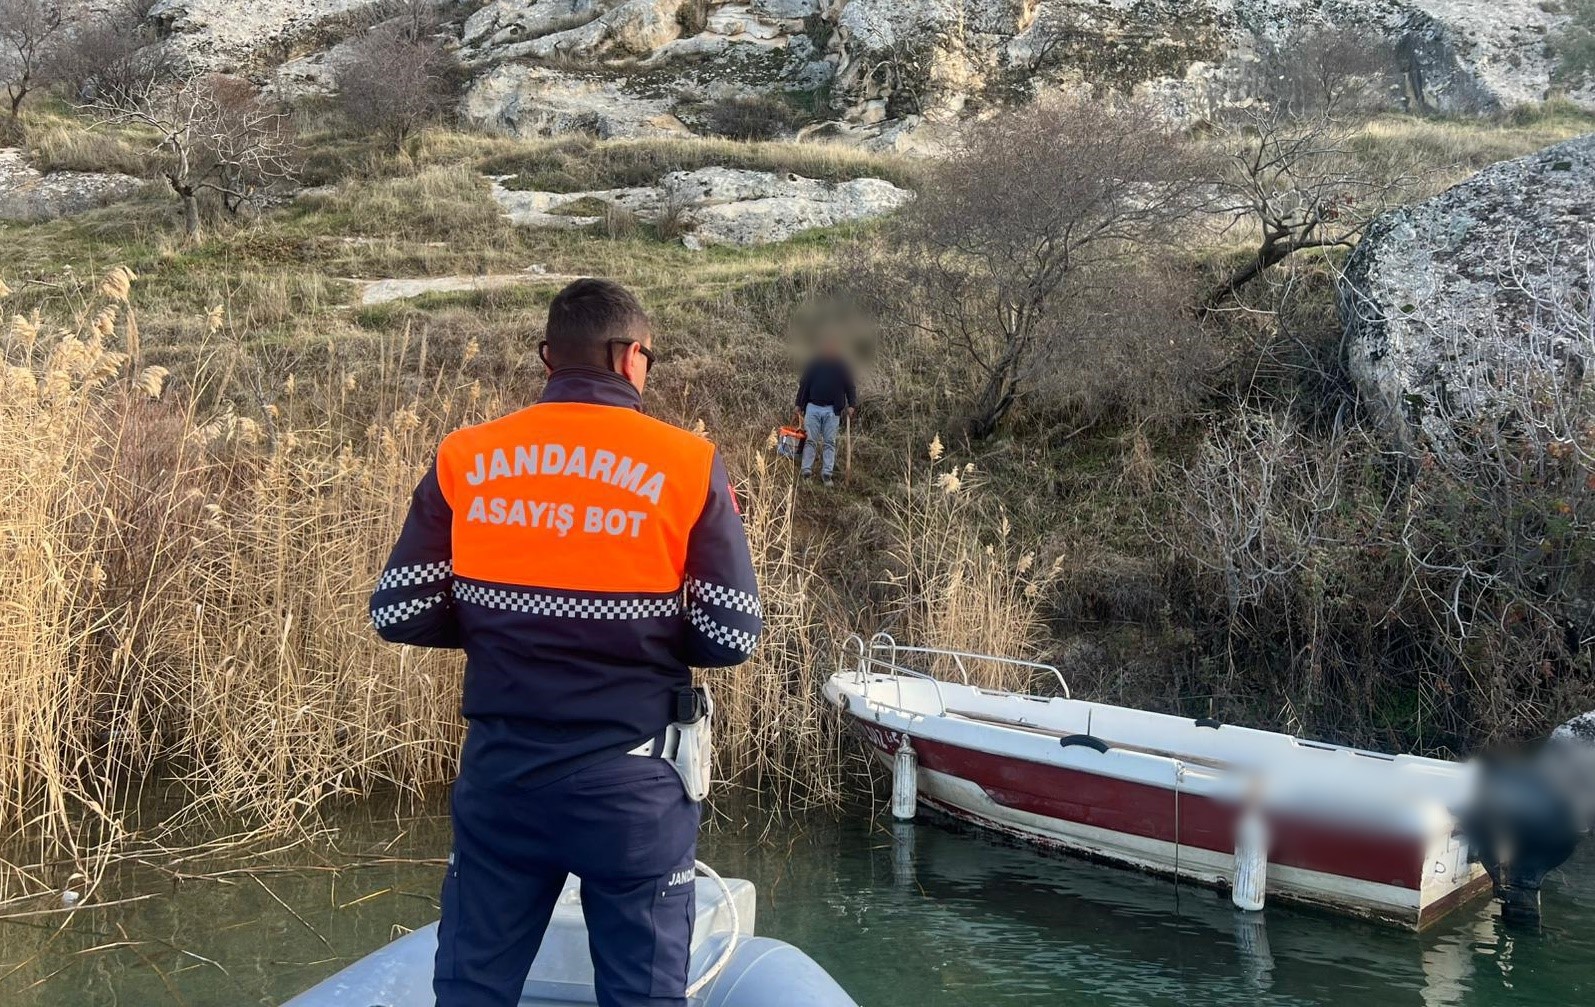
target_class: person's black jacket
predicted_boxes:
[795,358,856,414]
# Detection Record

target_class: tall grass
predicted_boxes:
[0,269,1056,907]
[877,438,1063,692]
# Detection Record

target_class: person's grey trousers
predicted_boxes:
[801,403,840,477]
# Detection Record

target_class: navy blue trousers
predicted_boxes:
[434,754,701,1007]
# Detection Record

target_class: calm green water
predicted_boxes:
[2,801,1592,1006]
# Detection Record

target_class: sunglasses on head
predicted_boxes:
[537,339,656,374]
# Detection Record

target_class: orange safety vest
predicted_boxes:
[436,401,714,596]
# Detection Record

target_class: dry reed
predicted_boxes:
[0,269,1056,910]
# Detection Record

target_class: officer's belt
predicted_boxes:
[627,724,682,760]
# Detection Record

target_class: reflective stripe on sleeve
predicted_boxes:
[372,592,446,629]
[686,577,761,618]
[376,560,453,593]
[686,603,759,656]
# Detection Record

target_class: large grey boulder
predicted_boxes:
[488,166,914,248]
[1340,133,1595,459]
[0,149,145,224]
[665,166,914,248]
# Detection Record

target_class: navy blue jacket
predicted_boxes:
[369,367,762,786]
[795,357,857,414]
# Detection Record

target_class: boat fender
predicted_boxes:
[892,739,918,821]
[1195,718,1223,729]
[1059,735,1110,754]
[1232,804,1269,912]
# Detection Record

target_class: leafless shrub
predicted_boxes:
[336,3,461,150]
[653,193,691,243]
[1163,241,1595,748]
[57,0,173,110]
[89,75,299,239]
[1253,23,1404,119]
[1203,107,1419,312]
[0,0,66,138]
[603,203,639,239]
[1400,237,1595,667]
[887,96,1210,438]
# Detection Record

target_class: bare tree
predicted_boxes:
[336,2,460,149]
[890,97,1209,438]
[90,75,298,239]
[1254,23,1403,118]
[0,0,66,138]
[58,0,174,110]
[1202,107,1417,313]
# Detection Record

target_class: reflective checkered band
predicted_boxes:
[372,592,446,629]
[687,577,761,617]
[454,581,680,620]
[687,603,759,655]
[376,560,453,593]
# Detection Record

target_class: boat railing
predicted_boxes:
[837,633,1070,719]
[867,633,1070,700]
[839,634,953,717]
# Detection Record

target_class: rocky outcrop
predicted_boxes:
[141,0,1590,144]
[1341,133,1595,459]
[0,149,145,224]
[458,1,830,140]
[463,64,693,138]
[489,166,913,247]
[460,0,685,64]
[147,0,401,72]
[451,1,1587,146]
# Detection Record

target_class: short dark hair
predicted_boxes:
[543,278,651,370]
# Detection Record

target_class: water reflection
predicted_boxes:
[1,803,1591,1006]
[699,811,1595,1007]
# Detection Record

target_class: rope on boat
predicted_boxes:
[685,860,741,998]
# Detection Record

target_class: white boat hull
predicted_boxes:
[828,667,1493,930]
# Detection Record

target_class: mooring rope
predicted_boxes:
[685,860,742,998]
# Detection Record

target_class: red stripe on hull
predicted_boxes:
[874,728,1426,890]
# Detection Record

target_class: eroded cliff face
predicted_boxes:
[144,0,1591,148]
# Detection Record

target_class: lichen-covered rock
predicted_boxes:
[463,64,693,138]
[147,0,399,71]
[1340,133,1595,458]
[673,169,913,247]
[488,166,914,248]
[488,182,663,227]
[0,149,145,223]
[460,0,682,64]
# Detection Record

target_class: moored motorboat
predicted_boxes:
[825,634,1591,930]
[284,868,856,1006]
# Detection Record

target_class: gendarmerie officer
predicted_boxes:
[370,278,762,1007]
